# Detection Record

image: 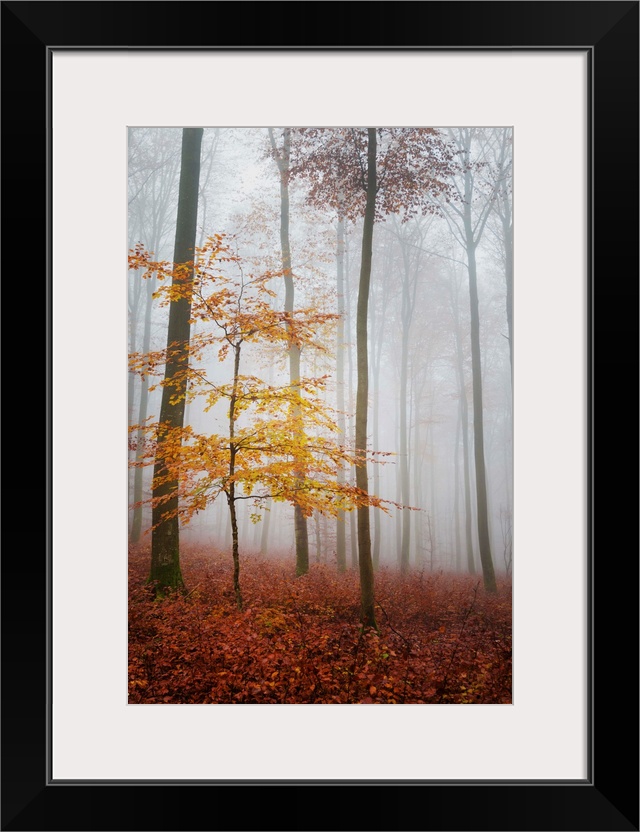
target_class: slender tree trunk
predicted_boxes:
[131,270,157,543]
[270,128,309,576]
[371,275,386,571]
[494,128,513,380]
[371,357,382,570]
[466,234,497,592]
[260,498,272,555]
[222,496,232,548]
[461,378,475,574]
[397,229,422,572]
[228,488,242,608]
[127,284,139,429]
[343,231,358,571]
[127,271,142,531]
[149,127,203,594]
[397,236,417,573]
[427,513,434,571]
[349,506,358,569]
[399,307,411,573]
[413,393,423,567]
[428,418,438,570]
[453,403,462,571]
[335,212,347,572]
[503,210,513,378]
[452,284,476,575]
[355,128,378,630]
[395,399,402,566]
[259,361,275,555]
[227,341,243,609]
[314,512,322,563]
[241,499,250,541]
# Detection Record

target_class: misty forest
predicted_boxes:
[128,126,512,704]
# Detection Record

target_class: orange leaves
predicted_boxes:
[131,244,381,526]
[128,547,512,704]
[129,238,400,540]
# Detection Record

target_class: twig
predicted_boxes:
[437,581,480,702]
[376,600,412,652]
[376,600,414,703]
[184,583,201,599]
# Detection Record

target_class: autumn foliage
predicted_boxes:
[129,237,401,606]
[129,544,511,705]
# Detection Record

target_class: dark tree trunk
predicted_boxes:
[228,488,242,610]
[355,128,378,630]
[343,231,358,571]
[370,259,388,571]
[149,127,203,595]
[227,342,243,609]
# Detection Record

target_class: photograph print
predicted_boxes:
[127,126,513,705]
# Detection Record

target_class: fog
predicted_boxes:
[128,126,513,579]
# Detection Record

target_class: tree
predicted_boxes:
[267,128,310,576]
[291,127,457,627]
[488,128,513,377]
[129,236,395,608]
[147,127,203,595]
[448,268,476,575]
[335,209,348,572]
[369,230,393,570]
[388,215,430,573]
[441,128,499,593]
[354,128,378,627]
[128,128,182,542]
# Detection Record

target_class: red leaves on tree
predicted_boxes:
[289,127,460,224]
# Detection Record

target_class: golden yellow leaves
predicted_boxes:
[129,236,396,531]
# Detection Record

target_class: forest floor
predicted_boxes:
[129,544,512,704]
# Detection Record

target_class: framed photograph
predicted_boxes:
[3,2,637,830]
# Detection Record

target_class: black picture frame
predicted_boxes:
[2,2,637,830]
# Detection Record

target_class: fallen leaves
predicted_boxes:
[128,544,511,705]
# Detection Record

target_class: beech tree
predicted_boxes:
[441,127,499,593]
[335,209,348,572]
[291,127,457,627]
[148,127,203,595]
[129,236,395,608]
[267,128,310,576]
